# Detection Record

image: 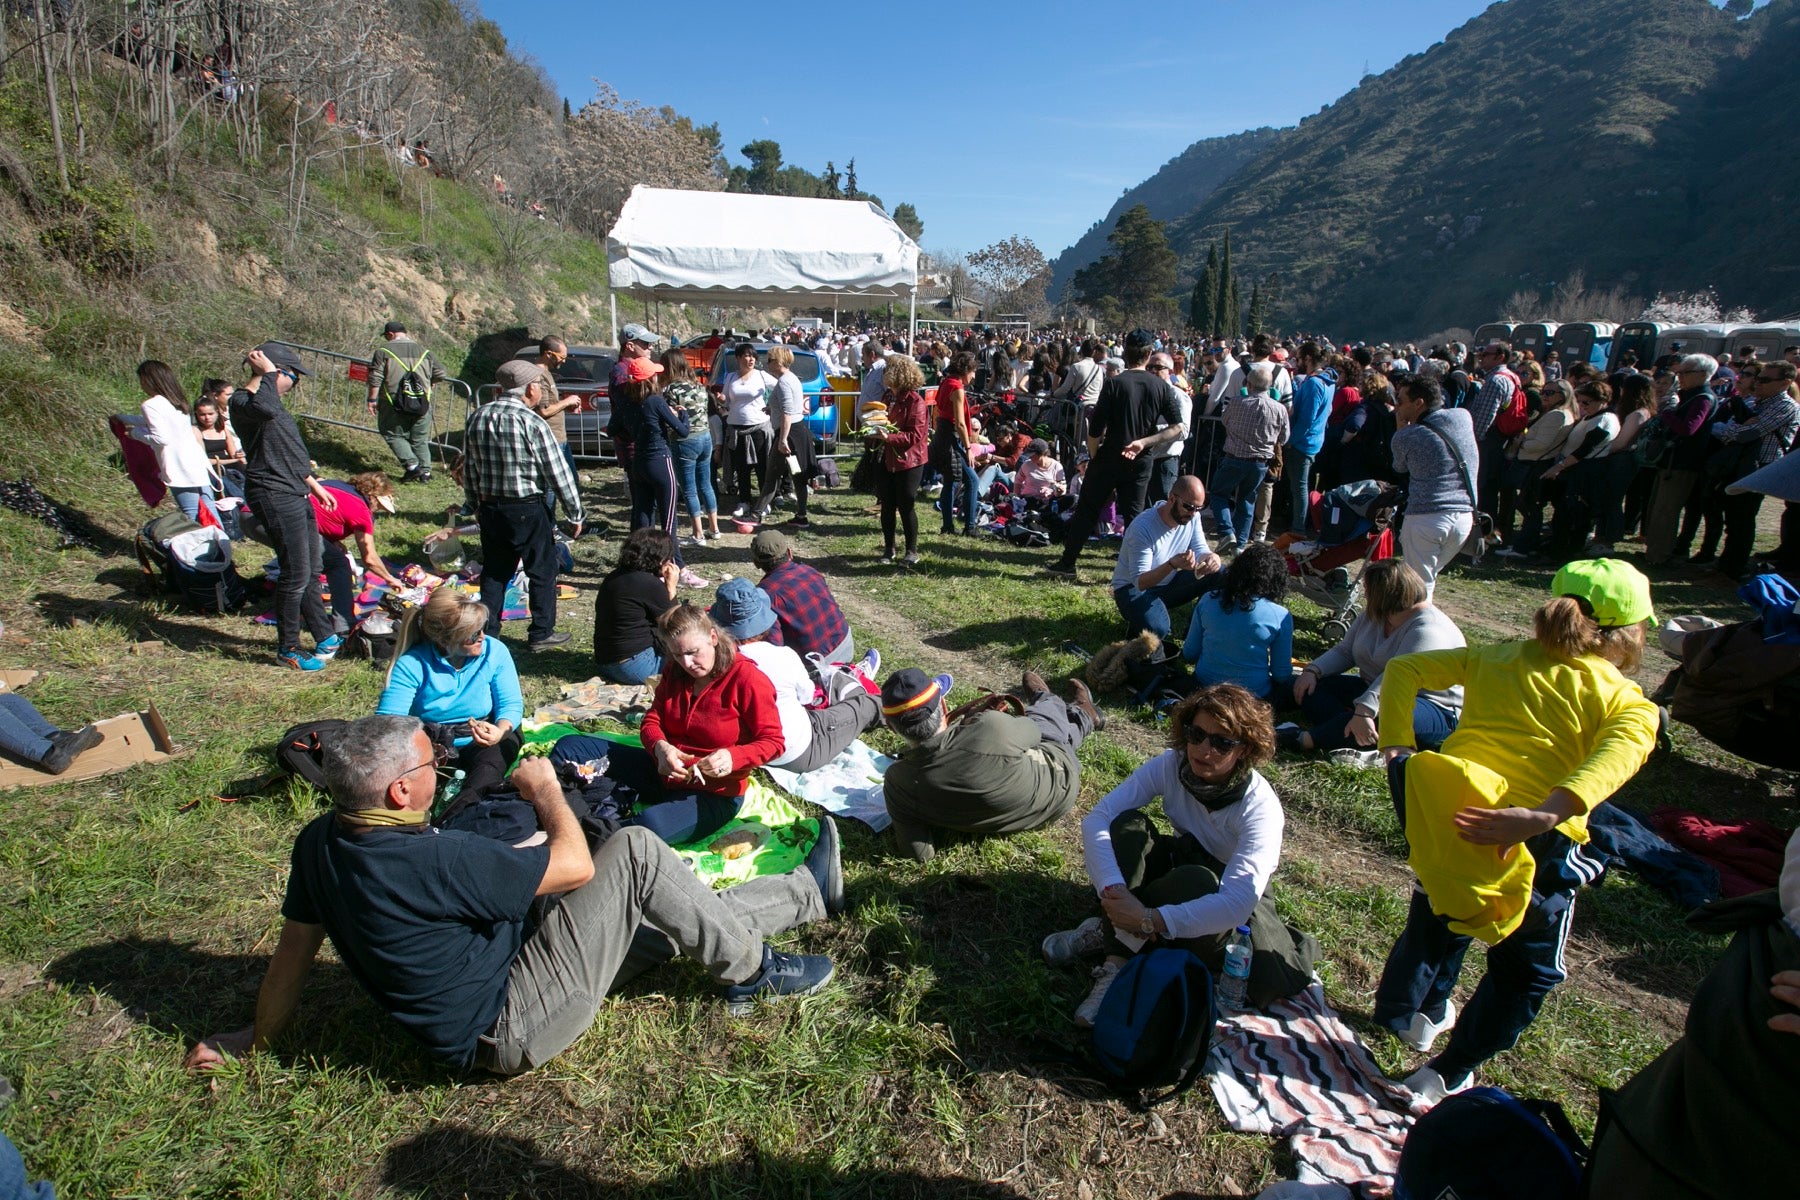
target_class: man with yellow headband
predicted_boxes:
[880,667,1103,862]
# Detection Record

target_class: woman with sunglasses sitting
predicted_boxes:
[1042,683,1317,1026]
[377,587,523,806]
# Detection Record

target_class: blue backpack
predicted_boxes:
[1396,1086,1586,1200]
[1089,948,1216,1106]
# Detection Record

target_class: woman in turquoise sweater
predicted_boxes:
[377,587,524,807]
[1181,543,1295,699]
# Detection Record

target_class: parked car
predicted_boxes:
[519,342,617,461]
[706,342,841,454]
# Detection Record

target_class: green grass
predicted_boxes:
[1,437,1793,1196]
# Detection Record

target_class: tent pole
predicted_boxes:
[609,292,619,349]
[908,289,917,346]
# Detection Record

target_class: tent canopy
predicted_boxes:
[606,186,920,308]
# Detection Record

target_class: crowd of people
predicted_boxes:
[17,312,1796,1199]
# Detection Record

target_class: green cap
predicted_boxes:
[1552,558,1655,628]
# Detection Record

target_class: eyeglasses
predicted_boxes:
[385,744,449,791]
[1170,499,1201,514]
[1183,727,1243,755]
[279,369,299,384]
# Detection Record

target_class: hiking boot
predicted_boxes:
[416,469,433,483]
[1401,1063,1474,1110]
[1072,960,1122,1029]
[1066,677,1105,732]
[40,724,104,775]
[1043,562,1078,580]
[1020,670,1050,700]
[401,464,425,483]
[313,634,345,662]
[528,631,572,651]
[1042,916,1110,967]
[805,816,844,917]
[723,946,835,1016]
[277,648,326,671]
[1397,1001,1457,1053]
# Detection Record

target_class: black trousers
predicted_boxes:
[1056,452,1154,568]
[477,496,559,643]
[249,488,332,653]
[876,464,923,555]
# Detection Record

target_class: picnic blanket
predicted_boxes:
[764,737,894,832]
[529,676,654,727]
[1207,983,1413,1191]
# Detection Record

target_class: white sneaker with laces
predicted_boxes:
[1041,916,1109,966]
[1328,748,1383,769]
[1073,960,1122,1029]
[1401,1063,1473,1109]
[1397,1000,1457,1052]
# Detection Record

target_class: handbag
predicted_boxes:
[1416,413,1496,559]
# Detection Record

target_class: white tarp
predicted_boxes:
[606,186,920,307]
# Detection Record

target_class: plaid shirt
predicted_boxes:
[758,562,847,658]
[1718,394,1800,469]
[463,393,583,519]
[1220,391,1290,461]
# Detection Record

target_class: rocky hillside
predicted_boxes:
[1056,0,1800,338]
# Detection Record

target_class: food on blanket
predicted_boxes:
[709,829,764,860]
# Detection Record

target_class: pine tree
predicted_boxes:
[1215,229,1234,338]
[561,97,572,122]
[845,158,858,200]
[1191,243,1219,334]
[1247,281,1265,336]
[1225,278,1241,339]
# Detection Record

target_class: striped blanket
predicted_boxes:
[1207,984,1413,1190]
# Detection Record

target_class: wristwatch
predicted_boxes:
[1139,911,1158,937]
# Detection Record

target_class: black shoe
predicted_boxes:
[805,816,844,917]
[401,465,425,483]
[723,946,835,1016]
[1043,562,1078,579]
[1066,678,1105,732]
[1275,723,1306,753]
[1688,552,1717,567]
[41,724,104,775]
[528,631,572,651]
[416,469,433,483]
[784,515,811,529]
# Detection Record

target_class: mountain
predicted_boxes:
[1047,128,1280,300]
[1060,0,1800,339]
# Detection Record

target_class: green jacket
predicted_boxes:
[883,710,1079,862]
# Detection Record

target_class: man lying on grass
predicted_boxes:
[187,715,840,1075]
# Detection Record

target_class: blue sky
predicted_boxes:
[480,0,1497,258]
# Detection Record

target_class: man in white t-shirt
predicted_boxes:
[856,341,887,425]
[1110,475,1223,641]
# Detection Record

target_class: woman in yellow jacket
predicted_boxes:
[1374,559,1659,1106]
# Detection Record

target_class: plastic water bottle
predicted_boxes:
[1219,925,1253,1010]
[440,769,465,804]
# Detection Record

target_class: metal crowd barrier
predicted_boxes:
[270,340,475,466]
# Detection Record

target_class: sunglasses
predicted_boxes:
[1183,727,1243,755]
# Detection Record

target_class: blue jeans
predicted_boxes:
[673,432,718,520]
[1209,455,1266,549]
[596,644,660,685]
[595,741,742,846]
[974,462,1013,497]
[1298,673,1456,751]
[170,486,220,525]
[1113,569,1218,641]
[0,693,58,766]
[1283,445,1315,534]
[939,442,980,534]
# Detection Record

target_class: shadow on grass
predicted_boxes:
[32,583,277,662]
[381,1128,1035,1199]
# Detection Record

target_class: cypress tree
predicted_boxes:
[1247,281,1265,336]
[1191,243,1219,333]
[1225,277,1241,339]
[1215,229,1234,337]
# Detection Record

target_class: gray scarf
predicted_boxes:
[1177,759,1253,812]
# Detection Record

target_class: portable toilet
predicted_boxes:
[1657,324,1734,360]
[1553,322,1616,372]
[1512,322,1559,364]
[1610,321,1666,372]
[1473,322,1515,348]
[1725,324,1800,364]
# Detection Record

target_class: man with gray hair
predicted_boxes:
[186,715,841,1075]
[463,360,584,650]
[1208,361,1289,553]
[1644,352,1724,565]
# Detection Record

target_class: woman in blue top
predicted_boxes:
[377,587,524,807]
[1182,542,1295,699]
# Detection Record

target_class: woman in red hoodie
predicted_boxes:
[623,602,784,845]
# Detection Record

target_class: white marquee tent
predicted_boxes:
[605,186,921,342]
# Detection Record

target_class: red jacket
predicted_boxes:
[881,389,930,471]
[640,653,782,796]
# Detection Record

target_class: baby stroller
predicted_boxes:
[1282,480,1402,640]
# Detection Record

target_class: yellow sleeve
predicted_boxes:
[1556,681,1659,817]
[1377,647,1470,747]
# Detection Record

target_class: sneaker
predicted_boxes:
[857,647,881,681]
[878,552,896,566]
[784,516,811,529]
[40,724,104,774]
[731,504,750,518]
[1328,748,1382,769]
[1043,562,1078,579]
[805,816,844,917]
[1401,1063,1474,1109]
[1492,545,1529,561]
[1042,916,1110,967]
[400,464,425,483]
[1072,960,1122,1029]
[277,648,325,671]
[1688,552,1717,567]
[528,631,572,651]
[416,469,433,483]
[679,569,710,589]
[1275,722,1306,753]
[723,946,835,1016]
[1589,543,1614,556]
[1397,1000,1457,1052]
[1066,677,1105,732]
[901,553,921,567]
[313,634,345,662]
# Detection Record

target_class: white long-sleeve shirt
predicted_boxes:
[738,641,813,766]
[1080,751,1283,939]
[133,394,212,488]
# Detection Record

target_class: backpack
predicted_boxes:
[274,719,350,790]
[1089,948,1216,1106]
[1394,1086,1586,1200]
[1490,367,1529,437]
[136,515,250,613]
[383,347,434,416]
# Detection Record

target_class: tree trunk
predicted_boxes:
[33,0,69,191]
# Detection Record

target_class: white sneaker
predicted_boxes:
[1397,1000,1457,1052]
[1041,916,1109,966]
[1401,1063,1473,1108]
[1073,960,1122,1028]
[731,504,750,518]
[1328,748,1383,769]
[858,647,881,680]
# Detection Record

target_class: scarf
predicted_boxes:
[1177,759,1253,813]
[335,806,430,831]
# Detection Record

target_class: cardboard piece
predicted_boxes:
[0,670,41,692]
[0,703,178,789]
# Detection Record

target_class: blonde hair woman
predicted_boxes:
[377,587,523,806]
[753,343,816,527]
